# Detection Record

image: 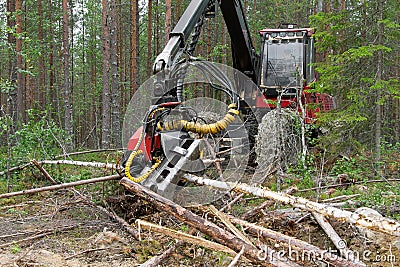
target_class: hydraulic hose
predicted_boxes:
[125,149,161,183]
[157,103,239,135]
[124,106,165,183]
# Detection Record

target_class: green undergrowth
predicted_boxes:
[248,144,400,219]
[0,109,125,204]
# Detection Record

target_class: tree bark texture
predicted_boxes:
[110,0,121,148]
[130,0,139,95]
[6,0,17,126]
[147,0,153,76]
[165,0,171,45]
[63,0,73,148]
[121,177,286,266]
[375,0,384,161]
[37,0,45,108]
[101,0,111,149]
[16,0,25,122]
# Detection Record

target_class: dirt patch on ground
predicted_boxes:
[0,187,399,266]
[0,190,239,266]
[0,191,138,266]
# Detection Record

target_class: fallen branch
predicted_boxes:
[0,232,51,249]
[322,194,361,203]
[139,227,199,267]
[65,247,109,260]
[28,162,137,240]
[225,214,366,267]
[228,246,245,267]
[241,186,298,221]
[209,205,254,247]
[312,212,358,262]
[219,193,244,212]
[121,177,296,266]
[0,156,123,177]
[40,159,120,170]
[98,200,139,240]
[0,201,43,211]
[183,174,400,237]
[139,240,183,267]
[298,179,400,193]
[55,148,123,159]
[0,225,79,249]
[0,229,43,239]
[31,159,57,185]
[0,174,121,199]
[0,162,32,176]
[136,219,235,255]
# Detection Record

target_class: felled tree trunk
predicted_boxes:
[120,178,296,266]
[183,174,400,237]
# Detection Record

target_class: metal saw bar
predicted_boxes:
[141,138,203,200]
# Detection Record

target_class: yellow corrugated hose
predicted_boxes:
[157,103,239,135]
[124,108,165,183]
[124,149,161,183]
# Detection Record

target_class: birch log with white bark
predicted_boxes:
[183,174,400,237]
[41,160,120,170]
[0,174,121,199]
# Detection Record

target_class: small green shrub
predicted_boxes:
[10,243,21,254]
[11,109,69,163]
[330,155,370,181]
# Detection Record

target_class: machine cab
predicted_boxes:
[259,24,315,99]
[256,24,335,122]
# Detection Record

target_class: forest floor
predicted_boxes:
[0,178,399,267]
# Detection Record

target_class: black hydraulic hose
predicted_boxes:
[192,62,240,108]
[169,59,241,110]
[175,66,187,102]
[187,14,205,56]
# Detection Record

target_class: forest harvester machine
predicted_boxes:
[121,0,335,204]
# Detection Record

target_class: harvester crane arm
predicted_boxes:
[153,0,259,83]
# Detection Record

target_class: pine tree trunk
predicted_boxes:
[37,0,45,109]
[396,13,400,142]
[130,0,139,95]
[101,0,111,149]
[110,0,121,148]
[117,0,125,109]
[176,0,182,20]
[79,0,86,146]
[48,0,55,121]
[165,0,171,45]
[69,1,75,145]
[375,0,384,161]
[6,0,17,129]
[396,50,400,142]
[88,5,98,148]
[147,0,153,76]
[63,0,73,149]
[16,0,25,121]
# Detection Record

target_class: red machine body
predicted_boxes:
[127,126,161,161]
